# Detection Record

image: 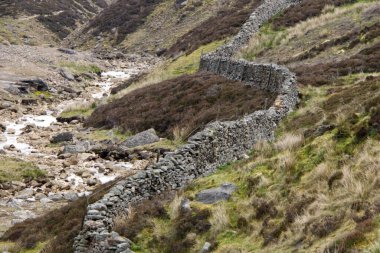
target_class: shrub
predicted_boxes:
[85,72,277,138]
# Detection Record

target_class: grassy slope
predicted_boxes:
[71,0,260,54]
[69,0,220,51]
[0,0,107,44]
[0,16,60,46]
[110,1,380,253]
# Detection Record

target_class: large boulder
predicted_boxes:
[121,128,160,148]
[51,132,74,143]
[195,183,237,204]
[62,141,92,154]
[60,68,75,81]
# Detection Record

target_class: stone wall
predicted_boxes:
[73,0,301,252]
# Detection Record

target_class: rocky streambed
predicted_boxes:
[0,59,157,235]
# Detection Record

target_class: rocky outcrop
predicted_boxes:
[73,0,301,252]
[51,132,74,143]
[196,183,237,204]
[121,128,160,148]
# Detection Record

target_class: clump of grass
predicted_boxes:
[0,156,44,183]
[274,133,304,151]
[33,91,51,98]
[239,23,288,60]
[59,100,96,119]
[58,61,102,75]
[210,204,229,236]
[87,128,132,142]
[365,241,380,253]
[21,168,46,181]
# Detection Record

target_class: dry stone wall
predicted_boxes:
[74,0,301,252]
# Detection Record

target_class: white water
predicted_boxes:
[0,70,133,155]
[92,71,136,99]
[0,113,57,154]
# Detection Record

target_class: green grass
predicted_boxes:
[59,108,94,118]
[0,156,45,182]
[239,22,287,60]
[0,17,21,45]
[114,40,226,98]
[166,40,225,76]
[33,91,51,98]
[58,61,102,75]
[87,129,132,142]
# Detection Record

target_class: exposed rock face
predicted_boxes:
[195,183,236,204]
[51,132,74,143]
[74,0,301,252]
[121,128,160,148]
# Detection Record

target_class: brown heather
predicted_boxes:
[85,71,277,138]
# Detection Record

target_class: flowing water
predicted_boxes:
[0,71,134,155]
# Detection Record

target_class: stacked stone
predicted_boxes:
[73,0,301,252]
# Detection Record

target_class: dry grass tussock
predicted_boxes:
[169,194,184,220]
[274,133,304,151]
[210,204,229,236]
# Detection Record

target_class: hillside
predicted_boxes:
[0,0,379,253]
[101,1,380,252]
[0,0,111,45]
[66,0,262,54]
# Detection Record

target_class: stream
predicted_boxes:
[0,71,132,154]
[0,69,141,235]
